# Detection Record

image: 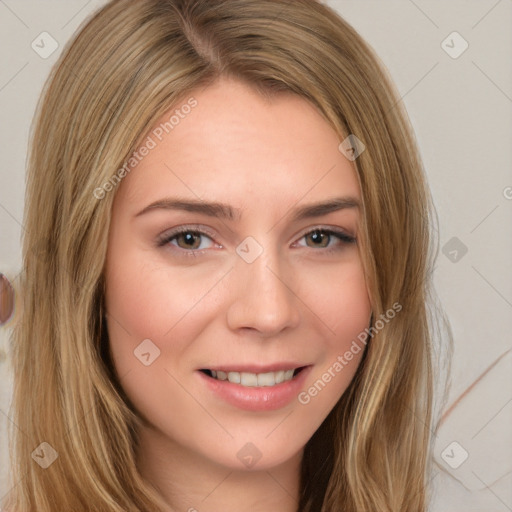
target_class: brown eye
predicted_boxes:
[305,230,330,248]
[174,231,203,250]
[157,227,216,255]
[299,228,356,251]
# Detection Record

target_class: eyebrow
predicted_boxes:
[134,196,360,222]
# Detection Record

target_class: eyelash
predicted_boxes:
[156,225,356,258]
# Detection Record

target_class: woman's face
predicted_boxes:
[104,76,372,472]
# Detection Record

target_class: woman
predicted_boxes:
[5,0,450,510]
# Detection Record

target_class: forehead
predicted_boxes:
[116,77,361,214]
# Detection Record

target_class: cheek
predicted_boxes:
[297,258,371,400]
[301,256,371,344]
[103,245,234,428]
[103,252,222,435]
[105,248,221,344]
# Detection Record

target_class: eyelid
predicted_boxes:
[156,224,219,246]
[295,224,356,242]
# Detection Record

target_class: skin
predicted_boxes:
[104,76,372,512]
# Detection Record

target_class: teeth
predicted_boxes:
[228,371,240,384]
[210,369,299,387]
[241,372,258,386]
[257,372,275,386]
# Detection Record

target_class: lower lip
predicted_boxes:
[198,366,312,412]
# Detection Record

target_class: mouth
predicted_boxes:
[199,366,307,388]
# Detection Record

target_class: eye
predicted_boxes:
[295,228,356,253]
[156,226,217,255]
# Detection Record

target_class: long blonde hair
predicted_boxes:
[5,0,450,510]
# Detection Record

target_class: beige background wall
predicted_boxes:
[1,1,511,510]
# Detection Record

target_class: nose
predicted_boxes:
[226,246,301,336]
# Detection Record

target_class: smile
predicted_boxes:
[200,367,305,387]
[197,365,312,411]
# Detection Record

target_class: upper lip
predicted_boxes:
[199,363,310,373]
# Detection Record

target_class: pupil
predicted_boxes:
[182,232,198,248]
[311,230,326,247]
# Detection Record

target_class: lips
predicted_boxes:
[197,364,312,411]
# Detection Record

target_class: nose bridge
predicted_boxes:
[227,237,300,334]
[246,243,286,296]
